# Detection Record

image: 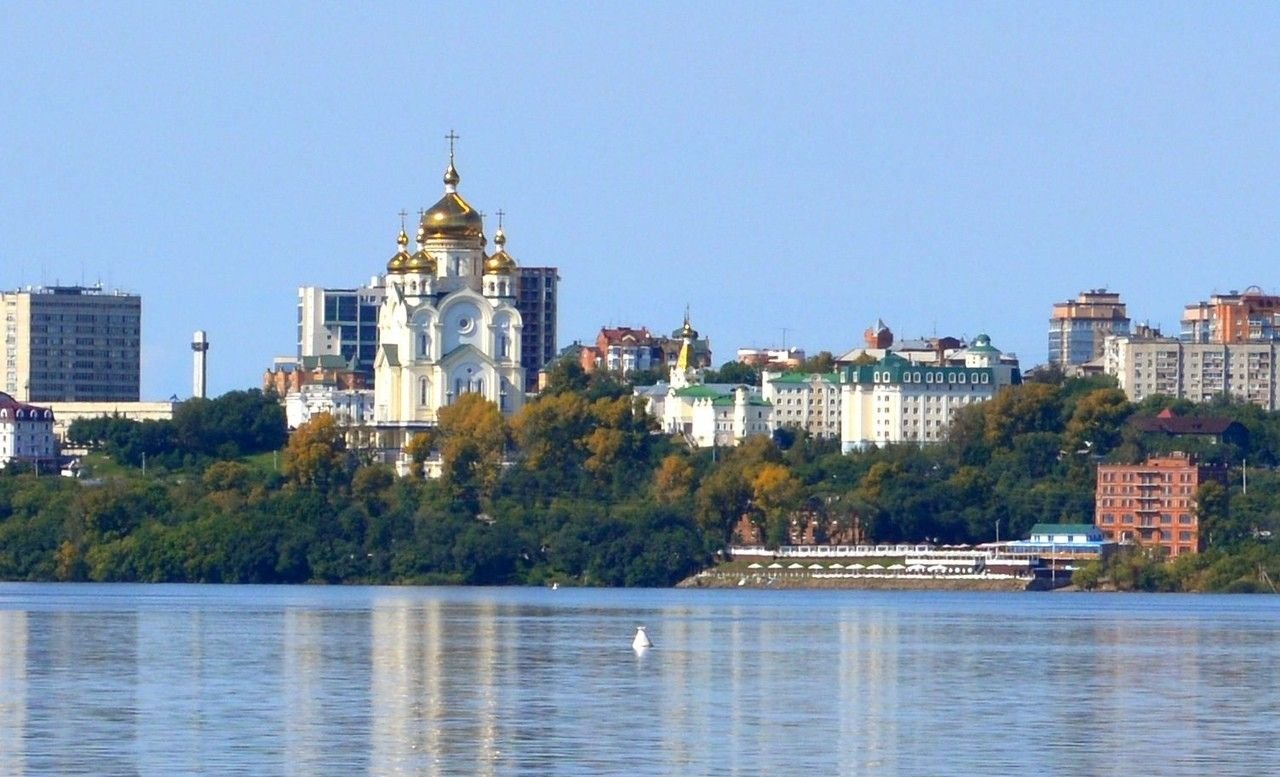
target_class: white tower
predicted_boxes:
[192,330,209,399]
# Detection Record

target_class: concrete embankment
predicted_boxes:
[679,571,1032,592]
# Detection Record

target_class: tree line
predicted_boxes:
[3,363,1280,590]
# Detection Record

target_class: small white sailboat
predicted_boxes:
[632,626,653,651]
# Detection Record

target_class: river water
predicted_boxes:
[0,584,1276,775]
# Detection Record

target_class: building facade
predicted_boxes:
[762,371,841,440]
[515,266,558,393]
[839,334,1020,452]
[0,392,57,469]
[1105,336,1280,410]
[2,285,141,402]
[371,149,525,451]
[284,384,375,430]
[582,327,662,375]
[297,282,385,383]
[1095,453,1225,556]
[636,316,771,447]
[738,347,804,370]
[1181,286,1280,344]
[1048,289,1130,367]
[44,400,175,444]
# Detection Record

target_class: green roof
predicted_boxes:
[711,395,772,407]
[840,351,1003,386]
[1027,523,1098,536]
[768,371,839,385]
[673,385,725,399]
[300,354,352,370]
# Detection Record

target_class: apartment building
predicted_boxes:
[2,285,141,402]
[762,371,841,440]
[1105,336,1280,410]
[1048,289,1130,366]
[1095,453,1225,556]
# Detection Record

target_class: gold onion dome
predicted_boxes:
[406,247,437,274]
[386,229,411,274]
[485,229,517,275]
[420,161,483,239]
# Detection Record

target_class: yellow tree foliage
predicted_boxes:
[749,462,803,518]
[403,428,439,478]
[283,413,346,488]
[651,454,695,504]
[435,393,509,498]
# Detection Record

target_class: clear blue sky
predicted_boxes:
[4,3,1279,399]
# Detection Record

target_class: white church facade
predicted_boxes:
[372,143,525,452]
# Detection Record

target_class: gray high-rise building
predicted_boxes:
[515,267,559,392]
[1,284,141,402]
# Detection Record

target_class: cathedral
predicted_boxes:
[373,141,525,449]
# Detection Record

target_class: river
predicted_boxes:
[0,584,1276,775]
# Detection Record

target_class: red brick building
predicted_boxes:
[1095,453,1225,556]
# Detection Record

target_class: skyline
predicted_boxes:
[4,4,1280,399]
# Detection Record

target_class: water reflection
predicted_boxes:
[0,586,1276,775]
[0,611,26,776]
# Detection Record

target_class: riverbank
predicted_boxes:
[679,571,1033,592]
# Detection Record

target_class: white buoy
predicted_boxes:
[632,626,652,651]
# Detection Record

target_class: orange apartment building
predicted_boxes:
[1095,453,1225,556]
[1181,286,1280,344]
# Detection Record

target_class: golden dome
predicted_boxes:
[484,228,517,274]
[406,248,437,274]
[419,191,484,240]
[484,250,516,275]
[386,228,411,274]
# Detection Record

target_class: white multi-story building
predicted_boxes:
[1105,335,1280,409]
[372,146,525,452]
[762,371,841,440]
[840,334,1020,452]
[284,385,376,430]
[0,392,56,468]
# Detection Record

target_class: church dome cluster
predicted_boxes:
[385,149,515,277]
